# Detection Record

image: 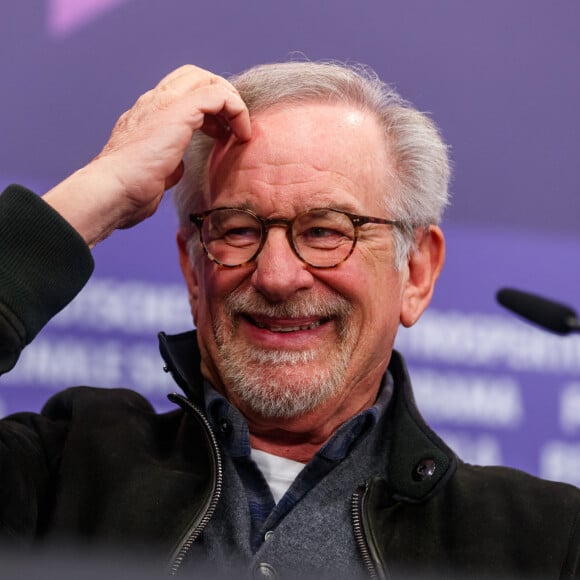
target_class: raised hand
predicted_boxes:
[43,65,251,247]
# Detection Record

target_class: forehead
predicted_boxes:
[207,101,394,214]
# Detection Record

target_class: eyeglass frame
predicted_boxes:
[189,206,406,269]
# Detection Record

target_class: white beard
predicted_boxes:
[213,287,354,418]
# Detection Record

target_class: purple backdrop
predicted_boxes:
[2,0,580,485]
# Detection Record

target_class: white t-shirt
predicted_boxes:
[251,448,305,504]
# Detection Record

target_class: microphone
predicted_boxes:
[496,288,580,335]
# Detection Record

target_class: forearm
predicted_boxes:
[0,65,251,373]
[0,185,94,374]
[42,65,251,249]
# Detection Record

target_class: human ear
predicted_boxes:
[177,232,200,324]
[400,225,445,328]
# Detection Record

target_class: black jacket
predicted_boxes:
[0,330,579,578]
[1,185,580,578]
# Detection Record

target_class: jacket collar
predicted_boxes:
[158,330,457,503]
[158,330,205,407]
[384,351,457,502]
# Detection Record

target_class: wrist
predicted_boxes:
[42,160,126,248]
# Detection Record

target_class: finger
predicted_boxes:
[154,64,217,90]
[146,70,251,141]
[160,65,250,140]
[201,115,232,141]
[156,65,240,102]
[220,101,252,142]
[170,84,251,141]
[200,86,251,141]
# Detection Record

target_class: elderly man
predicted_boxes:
[0,62,579,579]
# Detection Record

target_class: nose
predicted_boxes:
[250,226,315,301]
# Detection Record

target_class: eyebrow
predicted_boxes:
[209,196,365,216]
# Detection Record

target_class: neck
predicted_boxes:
[245,385,380,463]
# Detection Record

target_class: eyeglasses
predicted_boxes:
[189,207,404,269]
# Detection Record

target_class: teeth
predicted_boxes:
[256,320,323,332]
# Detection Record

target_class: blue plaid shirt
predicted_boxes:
[204,374,394,552]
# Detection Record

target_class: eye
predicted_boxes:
[294,210,354,249]
[303,226,343,242]
[205,210,262,247]
[296,226,352,250]
[222,226,261,247]
[308,227,337,239]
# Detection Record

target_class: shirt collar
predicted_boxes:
[203,371,394,462]
[317,372,393,461]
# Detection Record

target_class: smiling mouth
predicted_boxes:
[244,315,328,333]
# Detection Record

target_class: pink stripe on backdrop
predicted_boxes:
[48,0,131,37]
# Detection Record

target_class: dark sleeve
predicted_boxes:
[0,410,69,543]
[0,185,94,374]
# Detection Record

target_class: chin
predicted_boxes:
[221,351,348,419]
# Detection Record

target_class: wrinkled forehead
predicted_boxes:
[204,101,392,211]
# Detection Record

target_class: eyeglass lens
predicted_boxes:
[201,208,356,268]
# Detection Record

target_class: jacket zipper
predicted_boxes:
[352,483,383,580]
[166,394,223,576]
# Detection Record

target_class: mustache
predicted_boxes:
[223,287,353,321]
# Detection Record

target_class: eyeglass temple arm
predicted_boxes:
[351,215,404,228]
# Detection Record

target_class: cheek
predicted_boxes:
[326,251,403,308]
[323,259,405,350]
[363,249,405,308]
[195,266,250,324]
[187,261,214,330]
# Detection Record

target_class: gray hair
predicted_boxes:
[174,60,450,268]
